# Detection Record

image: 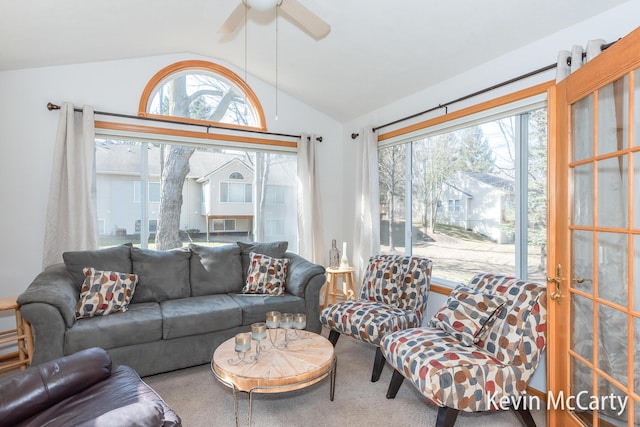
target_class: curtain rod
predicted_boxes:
[365,40,617,136]
[46,102,322,142]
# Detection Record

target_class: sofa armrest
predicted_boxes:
[17,263,79,328]
[285,252,326,333]
[0,347,112,426]
[285,252,325,298]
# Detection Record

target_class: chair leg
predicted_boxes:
[511,406,537,427]
[435,407,459,427]
[328,330,340,347]
[371,347,385,382]
[386,369,405,399]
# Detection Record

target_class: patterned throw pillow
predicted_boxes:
[242,252,289,296]
[76,268,138,318]
[430,286,506,346]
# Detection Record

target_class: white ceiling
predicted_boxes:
[0,0,632,122]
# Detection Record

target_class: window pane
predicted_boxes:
[96,139,297,251]
[380,106,547,284]
[379,144,407,255]
[148,70,259,127]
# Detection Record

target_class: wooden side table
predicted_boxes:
[0,297,33,373]
[322,267,356,309]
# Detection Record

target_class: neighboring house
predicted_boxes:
[95,143,296,243]
[438,171,515,244]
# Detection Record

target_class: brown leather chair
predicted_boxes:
[0,347,181,427]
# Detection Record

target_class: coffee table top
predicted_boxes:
[212,330,334,393]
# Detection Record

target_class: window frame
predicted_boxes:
[377,81,554,286]
[137,60,267,132]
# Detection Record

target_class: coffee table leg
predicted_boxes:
[232,387,239,427]
[248,390,254,426]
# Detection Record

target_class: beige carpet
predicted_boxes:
[145,329,546,427]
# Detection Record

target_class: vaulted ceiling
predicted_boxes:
[0,0,632,122]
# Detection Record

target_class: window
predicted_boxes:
[379,104,547,284]
[93,60,299,251]
[139,60,265,130]
[220,182,252,203]
[96,139,297,250]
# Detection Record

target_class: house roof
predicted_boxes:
[466,172,515,192]
[0,1,633,122]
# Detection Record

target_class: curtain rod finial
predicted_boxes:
[47,102,60,111]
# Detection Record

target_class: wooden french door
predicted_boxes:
[548,26,640,426]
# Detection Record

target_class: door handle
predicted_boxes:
[572,277,593,284]
[547,264,562,302]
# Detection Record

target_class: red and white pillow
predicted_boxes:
[242,252,289,296]
[75,267,138,318]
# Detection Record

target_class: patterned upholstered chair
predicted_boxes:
[380,273,547,427]
[320,255,432,382]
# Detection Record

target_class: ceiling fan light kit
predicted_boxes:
[243,0,283,11]
[221,0,330,40]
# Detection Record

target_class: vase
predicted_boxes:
[340,242,349,268]
[329,239,340,268]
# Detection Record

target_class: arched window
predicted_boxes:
[138,60,266,130]
[229,172,244,180]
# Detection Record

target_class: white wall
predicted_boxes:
[0,53,343,316]
[343,3,639,393]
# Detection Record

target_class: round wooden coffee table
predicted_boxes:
[211,329,336,426]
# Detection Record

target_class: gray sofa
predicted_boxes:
[17,241,326,377]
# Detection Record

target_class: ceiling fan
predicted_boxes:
[219,0,331,40]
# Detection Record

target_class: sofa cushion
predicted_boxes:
[429,286,506,346]
[228,293,305,326]
[237,241,288,282]
[189,243,243,296]
[76,268,138,319]
[65,302,162,353]
[160,295,243,340]
[63,244,133,290]
[131,247,191,303]
[242,252,289,296]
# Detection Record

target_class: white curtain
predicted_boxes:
[555,39,606,82]
[351,127,380,287]
[42,103,97,268]
[297,133,325,263]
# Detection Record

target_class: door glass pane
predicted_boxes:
[634,153,640,228]
[572,94,594,161]
[597,304,628,387]
[598,76,629,155]
[598,232,628,306]
[572,230,594,295]
[572,293,594,362]
[597,156,628,229]
[379,144,407,256]
[571,356,594,425]
[635,69,640,146]
[573,163,594,226]
[635,317,640,396]
[635,237,640,314]
[597,376,628,426]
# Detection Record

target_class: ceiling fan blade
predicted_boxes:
[279,0,330,40]
[219,3,247,34]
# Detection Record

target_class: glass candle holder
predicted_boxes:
[280,313,293,329]
[293,313,306,330]
[251,322,267,340]
[234,332,252,352]
[265,311,281,329]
